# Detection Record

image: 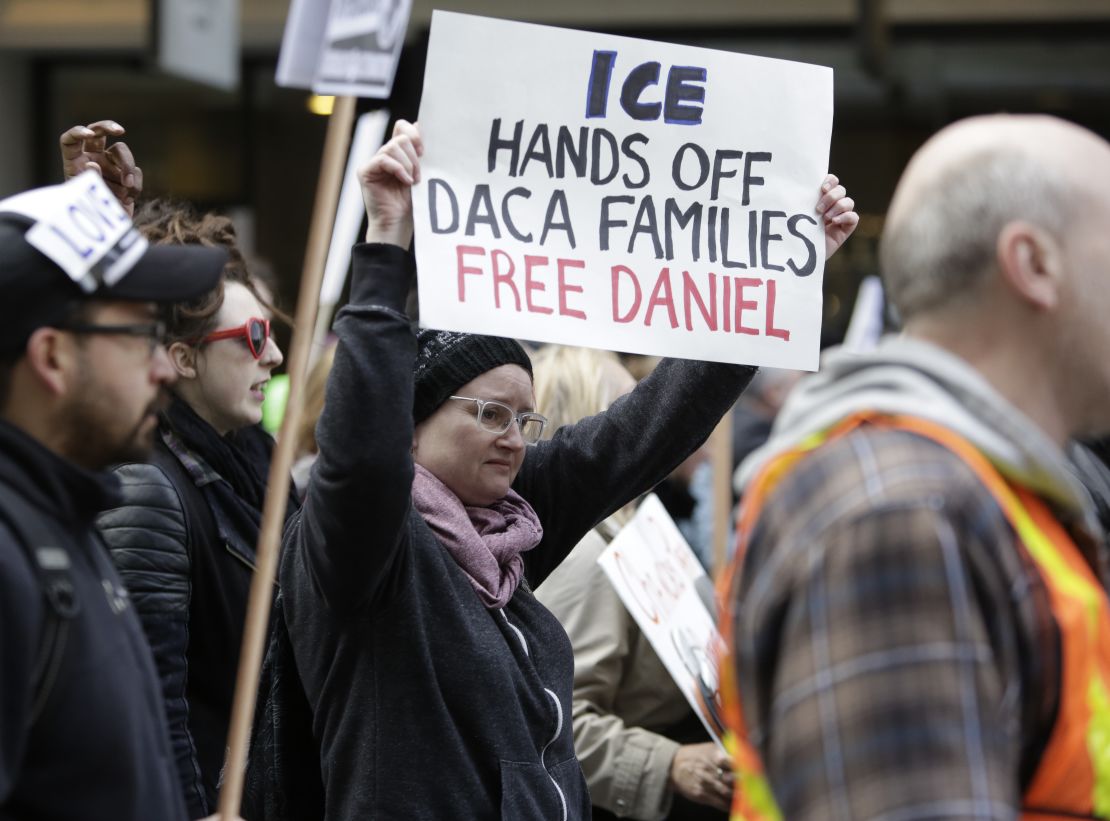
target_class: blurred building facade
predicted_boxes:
[2,0,1108,337]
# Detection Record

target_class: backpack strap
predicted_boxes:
[0,479,80,725]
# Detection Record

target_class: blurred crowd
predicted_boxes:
[2,105,1110,821]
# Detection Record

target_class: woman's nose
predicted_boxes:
[499,418,526,450]
[261,336,284,368]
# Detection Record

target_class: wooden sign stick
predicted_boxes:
[217,94,358,818]
[710,408,733,580]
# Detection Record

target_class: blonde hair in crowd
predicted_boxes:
[532,345,631,438]
[532,345,638,525]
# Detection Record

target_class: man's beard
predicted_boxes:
[59,379,169,470]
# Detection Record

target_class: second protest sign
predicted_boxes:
[413,12,833,370]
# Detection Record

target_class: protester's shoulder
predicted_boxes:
[98,459,191,576]
[760,425,994,539]
[100,459,187,530]
[112,459,184,505]
[127,435,194,485]
[743,426,1012,611]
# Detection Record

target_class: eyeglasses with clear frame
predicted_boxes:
[196,317,271,359]
[448,395,548,445]
[59,320,169,357]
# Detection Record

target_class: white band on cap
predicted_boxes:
[0,171,142,293]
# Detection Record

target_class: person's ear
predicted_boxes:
[23,327,77,397]
[996,221,1063,311]
[168,341,198,379]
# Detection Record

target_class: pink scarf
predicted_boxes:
[411,464,543,609]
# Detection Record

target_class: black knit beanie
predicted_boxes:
[412,330,534,423]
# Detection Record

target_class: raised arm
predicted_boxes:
[288,121,425,615]
[516,356,755,583]
[516,179,858,582]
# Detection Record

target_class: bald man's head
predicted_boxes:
[880,114,1108,321]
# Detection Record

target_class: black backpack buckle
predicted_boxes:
[34,546,80,619]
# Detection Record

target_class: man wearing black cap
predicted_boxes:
[0,172,230,821]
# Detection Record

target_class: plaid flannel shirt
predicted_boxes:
[729,424,1107,821]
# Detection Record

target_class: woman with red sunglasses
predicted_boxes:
[93,197,296,819]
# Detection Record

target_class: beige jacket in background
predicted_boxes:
[536,519,693,820]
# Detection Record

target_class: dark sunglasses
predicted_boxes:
[197,317,271,359]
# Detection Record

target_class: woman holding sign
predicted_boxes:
[272,119,856,819]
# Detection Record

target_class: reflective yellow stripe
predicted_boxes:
[991,485,1110,816]
[724,729,783,821]
[1008,493,1110,815]
[1001,485,1102,635]
[736,770,784,821]
[1088,678,1110,817]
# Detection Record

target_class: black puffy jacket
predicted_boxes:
[97,429,278,818]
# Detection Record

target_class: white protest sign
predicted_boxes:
[275,0,331,90]
[320,109,392,307]
[311,109,392,356]
[597,494,727,746]
[156,0,239,91]
[841,274,885,353]
[276,0,411,99]
[413,12,833,370]
[313,0,412,97]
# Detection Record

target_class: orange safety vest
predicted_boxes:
[717,412,1110,821]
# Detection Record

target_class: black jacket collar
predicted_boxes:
[0,418,121,526]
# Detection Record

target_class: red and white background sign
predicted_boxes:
[597,495,727,746]
[413,12,833,369]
